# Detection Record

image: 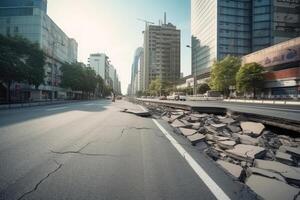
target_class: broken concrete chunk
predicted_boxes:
[121,109,151,117]
[217,160,243,179]
[171,119,187,128]
[217,140,236,150]
[190,122,202,130]
[219,117,236,125]
[190,113,209,118]
[180,119,193,128]
[187,133,205,145]
[205,133,214,141]
[279,146,300,159]
[205,126,219,135]
[210,123,227,131]
[226,144,266,162]
[238,134,259,146]
[240,121,265,137]
[227,125,241,133]
[161,116,171,122]
[179,128,197,137]
[254,159,300,186]
[246,175,299,200]
[247,167,286,183]
[276,151,294,166]
[213,135,230,142]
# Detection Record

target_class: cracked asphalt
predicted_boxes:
[0,100,257,200]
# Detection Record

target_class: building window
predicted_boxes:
[14,26,18,33]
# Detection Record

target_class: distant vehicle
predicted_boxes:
[167,92,186,101]
[106,96,112,99]
[159,96,167,100]
[116,96,122,100]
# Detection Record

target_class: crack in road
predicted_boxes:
[17,160,62,200]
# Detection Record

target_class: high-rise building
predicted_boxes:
[191,0,300,79]
[0,0,78,100]
[143,14,180,90]
[88,53,109,84]
[130,47,144,95]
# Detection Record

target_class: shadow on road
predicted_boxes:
[0,100,111,127]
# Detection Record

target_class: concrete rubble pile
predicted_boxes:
[158,107,300,200]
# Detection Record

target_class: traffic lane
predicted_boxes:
[0,101,112,193]
[0,100,111,128]
[1,101,218,200]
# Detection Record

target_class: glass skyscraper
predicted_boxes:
[191,0,300,78]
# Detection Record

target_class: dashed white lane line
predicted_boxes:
[46,106,68,111]
[138,105,231,200]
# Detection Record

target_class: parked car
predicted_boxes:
[167,92,186,101]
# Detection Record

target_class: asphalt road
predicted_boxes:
[0,100,257,200]
[139,99,300,122]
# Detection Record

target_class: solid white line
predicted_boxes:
[152,119,231,200]
[46,106,68,111]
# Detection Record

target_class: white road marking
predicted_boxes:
[46,106,68,111]
[138,105,231,200]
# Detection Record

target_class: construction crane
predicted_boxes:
[137,18,154,28]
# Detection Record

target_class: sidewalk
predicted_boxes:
[223,99,300,105]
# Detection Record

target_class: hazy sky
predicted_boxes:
[48,0,191,93]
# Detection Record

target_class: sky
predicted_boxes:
[48,0,191,94]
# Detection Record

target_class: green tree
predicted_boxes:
[0,35,45,102]
[197,83,210,94]
[210,56,241,97]
[236,62,265,99]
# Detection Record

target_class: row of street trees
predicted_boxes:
[60,63,113,98]
[210,56,265,98]
[0,35,113,103]
[0,35,46,102]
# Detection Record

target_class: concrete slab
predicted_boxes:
[247,167,286,183]
[279,146,300,158]
[171,119,187,128]
[213,135,230,142]
[238,134,259,146]
[240,122,265,137]
[219,117,236,125]
[227,125,241,133]
[179,128,197,137]
[276,151,294,166]
[210,123,227,131]
[187,133,205,145]
[191,122,201,130]
[246,175,299,200]
[226,144,266,162]
[190,113,209,118]
[254,159,300,186]
[217,160,243,179]
[218,140,236,150]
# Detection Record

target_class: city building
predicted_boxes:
[0,0,78,100]
[242,37,300,98]
[143,14,181,91]
[88,53,109,84]
[191,0,300,80]
[130,47,144,95]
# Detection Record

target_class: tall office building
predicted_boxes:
[0,0,78,100]
[88,53,109,83]
[191,0,300,79]
[143,14,180,90]
[130,47,144,95]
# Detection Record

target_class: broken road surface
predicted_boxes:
[0,100,257,200]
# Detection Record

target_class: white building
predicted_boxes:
[0,0,78,100]
[88,53,109,84]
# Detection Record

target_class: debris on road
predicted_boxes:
[120,109,151,117]
[139,103,300,200]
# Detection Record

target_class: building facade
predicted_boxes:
[143,18,181,91]
[242,37,300,98]
[130,47,144,95]
[0,0,78,100]
[191,0,300,79]
[88,53,109,84]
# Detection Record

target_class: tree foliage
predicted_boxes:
[0,35,45,87]
[236,62,265,98]
[210,56,241,96]
[60,63,112,98]
[197,83,210,94]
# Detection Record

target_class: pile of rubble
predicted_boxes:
[159,108,300,200]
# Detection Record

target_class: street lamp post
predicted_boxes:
[186,45,197,96]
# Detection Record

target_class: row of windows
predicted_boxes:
[0,8,33,16]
